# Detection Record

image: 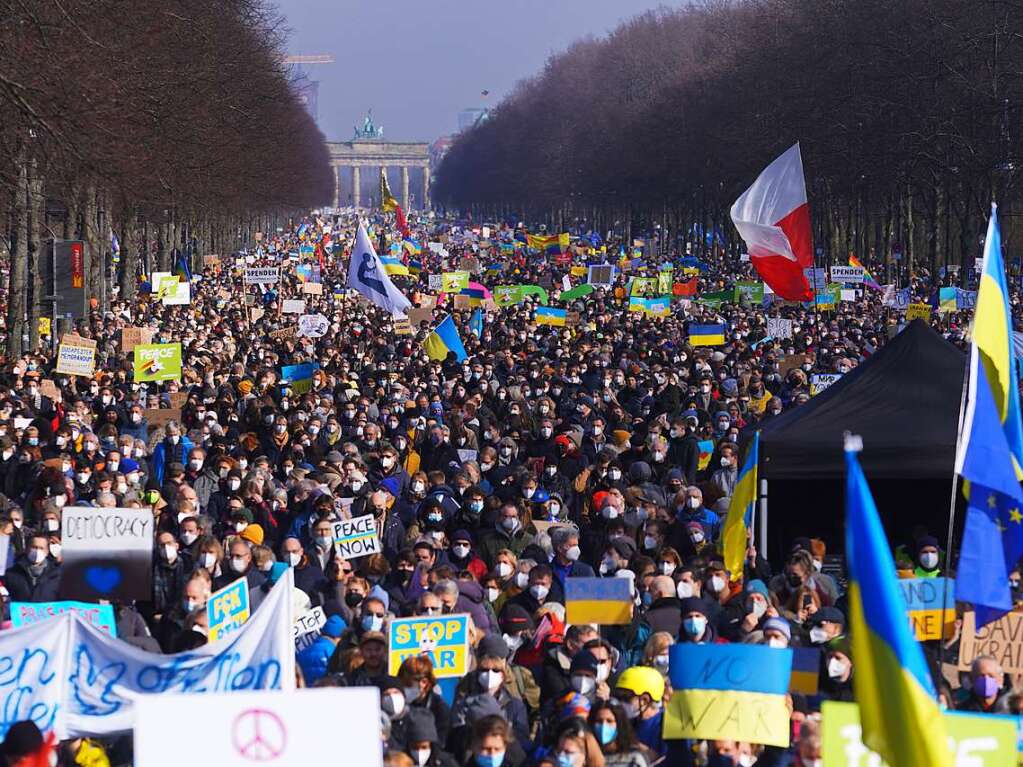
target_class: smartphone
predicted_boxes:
[802,593,812,608]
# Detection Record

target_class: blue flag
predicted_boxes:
[469,308,483,338]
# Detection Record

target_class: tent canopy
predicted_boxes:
[759,320,966,480]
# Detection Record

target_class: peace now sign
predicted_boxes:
[133,688,384,767]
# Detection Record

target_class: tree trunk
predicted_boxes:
[905,183,915,280]
[7,156,28,358]
[27,159,43,350]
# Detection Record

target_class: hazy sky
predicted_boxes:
[273,0,669,143]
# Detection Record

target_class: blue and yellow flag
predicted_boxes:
[526,232,569,255]
[424,315,467,362]
[173,250,192,283]
[565,578,632,625]
[845,436,952,767]
[721,432,757,581]
[379,255,409,277]
[534,306,567,326]
[689,323,725,346]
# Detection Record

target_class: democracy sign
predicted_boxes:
[208,577,251,642]
[11,601,117,637]
[333,516,381,561]
[388,614,471,679]
[898,577,956,641]
[663,643,792,747]
[135,687,382,767]
[133,342,182,383]
[0,569,294,739]
[243,267,279,284]
[821,701,1016,767]
[55,338,96,377]
[60,506,154,602]
[958,611,1023,675]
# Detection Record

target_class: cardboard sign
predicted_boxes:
[55,339,97,377]
[60,507,154,602]
[566,578,633,625]
[408,307,433,327]
[293,606,327,652]
[958,611,1023,674]
[767,317,793,339]
[821,701,1015,767]
[269,327,297,341]
[332,516,381,561]
[428,274,443,291]
[810,373,843,396]
[302,281,323,295]
[134,688,383,767]
[899,577,956,641]
[121,326,154,353]
[249,307,265,323]
[168,391,188,409]
[388,614,471,679]
[144,408,181,429]
[208,577,251,642]
[906,302,932,321]
[133,343,182,383]
[393,318,412,336]
[453,295,474,310]
[243,267,279,284]
[282,299,306,314]
[779,354,808,377]
[11,600,117,637]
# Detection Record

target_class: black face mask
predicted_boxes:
[344,592,364,608]
[786,572,803,588]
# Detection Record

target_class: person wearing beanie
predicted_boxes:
[762,616,792,648]
[820,635,854,702]
[678,597,721,644]
[914,535,942,577]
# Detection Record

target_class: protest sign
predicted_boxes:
[332,516,382,561]
[779,354,808,377]
[789,647,820,695]
[830,265,865,283]
[565,578,633,625]
[120,326,154,353]
[294,606,326,652]
[11,600,117,637]
[958,611,1023,674]
[135,687,382,767]
[821,701,1015,767]
[133,343,182,383]
[733,281,765,303]
[494,285,523,307]
[767,317,793,339]
[393,318,412,335]
[302,280,323,295]
[587,264,615,287]
[55,338,96,377]
[663,644,792,747]
[388,614,471,678]
[297,313,329,338]
[159,276,190,305]
[898,577,956,641]
[268,326,297,341]
[442,271,470,292]
[906,302,932,321]
[144,407,181,429]
[810,373,842,396]
[453,294,474,310]
[428,274,443,291]
[208,578,251,642]
[249,307,265,323]
[281,299,306,314]
[243,267,279,284]
[804,267,827,290]
[280,362,319,395]
[60,507,154,601]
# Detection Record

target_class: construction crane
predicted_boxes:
[283,54,335,65]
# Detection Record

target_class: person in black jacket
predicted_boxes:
[281,536,328,605]
[5,534,61,603]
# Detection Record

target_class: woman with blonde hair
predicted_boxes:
[641,631,674,677]
[543,719,605,767]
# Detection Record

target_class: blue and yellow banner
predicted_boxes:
[721,432,758,580]
[424,315,467,363]
[380,255,409,277]
[899,577,956,641]
[628,296,670,317]
[534,306,567,327]
[689,323,726,346]
[281,362,320,395]
[388,614,470,678]
[565,578,633,625]
[664,643,792,746]
[789,647,820,695]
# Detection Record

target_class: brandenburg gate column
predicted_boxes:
[401,166,410,212]
[333,165,341,208]
[352,165,361,208]
[422,164,430,210]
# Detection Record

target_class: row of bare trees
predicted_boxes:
[436,0,1023,279]
[0,0,333,355]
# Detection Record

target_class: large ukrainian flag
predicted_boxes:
[721,432,757,581]
[423,315,468,362]
[845,436,952,767]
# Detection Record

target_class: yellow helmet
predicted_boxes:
[614,665,665,701]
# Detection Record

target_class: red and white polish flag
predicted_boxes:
[730,143,814,301]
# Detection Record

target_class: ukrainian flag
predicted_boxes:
[459,286,485,307]
[402,238,421,256]
[379,255,409,277]
[958,203,1023,479]
[423,315,467,362]
[845,436,953,767]
[721,432,757,581]
[689,323,725,346]
[788,647,819,695]
[534,306,567,326]
[565,578,632,625]
[173,250,192,283]
[408,259,423,275]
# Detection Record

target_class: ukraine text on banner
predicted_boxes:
[534,306,567,327]
[845,437,953,767]
[565,577,633,625]
[663,643,792,747]
[689,323,726,346]
[424,315,468,363]
[721,432,758,582]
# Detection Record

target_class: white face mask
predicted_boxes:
[49,543,61,559]
[201,552,216,569]
[479,669,503,692]
[46,518,60,532]
[809,626,829,645]
[564,545,581,562]
[485,587,499,603]
[452,544,470,559]
[595,662,610,683]
[288,551,302,567]
[414,749,431,767]
[27,549,46,564]
[827,657,848,679]
[659,562,676,576]
[920,552,939,570]
[709,575,726,593]
[189,459,203,471]
[750,600,767,618]
[768,636,788,649]
[228,479,241,491]
[162,544,177,563]
[231,557,247,573]
[688,497,701,509]
[181,531,198,546]
[676,581,694,599]
[496,562,512,578]
[514,572,529,590]
[529,584,549,601]
[643,535,658,551]
[571,674,596,695]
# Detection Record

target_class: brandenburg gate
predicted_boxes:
[327,113,430,210]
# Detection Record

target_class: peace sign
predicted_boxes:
[231,708,287,762]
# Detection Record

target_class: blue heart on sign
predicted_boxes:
[85,566,122,593]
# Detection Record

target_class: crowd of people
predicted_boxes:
[0,210,1008,767]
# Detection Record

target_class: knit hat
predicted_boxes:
[569,649,600,675]
[477,634,509,661]
[762,616,791,641]
[321,614,346,638]
[679,597,709,617]
[1,721,43,759]
[498,604,535,633]
[609,537,636,560]
[240,524,264,546]
[745,579,769,601]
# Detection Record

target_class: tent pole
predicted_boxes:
[758,478,768,558]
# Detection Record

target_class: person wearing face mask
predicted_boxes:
[912,535,943,577]
[819,637,854,702]
[959,655,1010,713]
[588,701,650,767]
[150,420,194,486]
[450,636,531,755]
[370,444,411,498]
[156,571,212,652]
[280,536,328,606]
[637,575,683,642]
[296,614,347,685]
[403,710,458,767]
[4,534,61,602]
[398,655,453,754]
[678,597,721,645]
[478,504,534,567]
[213,539,268,609]
[612,666,667,758]
[151,531,190,622]
[549,527,595,600]
[190,448,223,511]
[447,530,488,581]
[804,606,845,647]
[670,487,721,555]
[507,564,556,616]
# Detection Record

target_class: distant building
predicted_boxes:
[457,108,489,133]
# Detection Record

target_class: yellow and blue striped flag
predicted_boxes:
[379,255,409,277]
[689,323,725,346]
[565,577,632,624]
[534,306,567,327]
[845,435,953,767]
[526,232,569,255]
[721,432,757,581]
[423,315,467,362]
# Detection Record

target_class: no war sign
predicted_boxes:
[898,577,955,641]
[332,516,381,561]
[388,614,470,679]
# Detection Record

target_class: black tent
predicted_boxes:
[752,320,967,560]
[760,319,966,480]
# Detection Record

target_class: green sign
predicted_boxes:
[733,281,765,304]
[821,701,1016,767]
[133,342,182,382]
[697,289,732,307]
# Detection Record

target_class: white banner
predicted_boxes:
[0,570,294,738]
[830,265,864,284]
[243,267,279,285]
[297,314,329,338]
[766,317,793,339]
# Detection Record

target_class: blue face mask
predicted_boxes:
[684,616,707,638]
[555,754,575,767]
[362,614,384,632]
[475,753,505,767]
[595,722,617,745]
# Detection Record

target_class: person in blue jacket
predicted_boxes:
[150,421,194,486]
[297,614,346,684]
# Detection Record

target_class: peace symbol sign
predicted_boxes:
[231,708,287,762]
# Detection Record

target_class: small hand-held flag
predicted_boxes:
[721,432,758,581]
